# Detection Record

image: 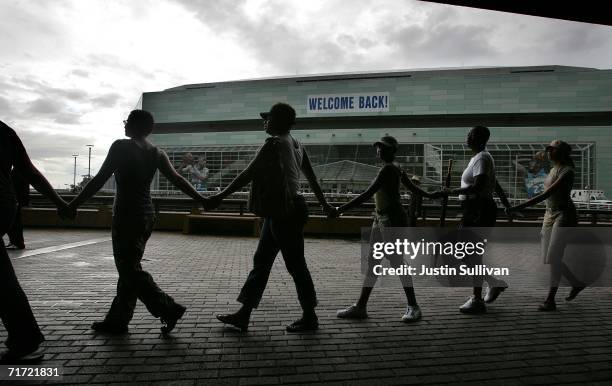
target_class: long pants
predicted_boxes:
[460,197,498,288]
[541,210,580,288]
[237,197,317,310]
[7,203,24,247]
[0,200,44,352]
[104,215,179,326]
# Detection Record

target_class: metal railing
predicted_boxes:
[26,193,612,225]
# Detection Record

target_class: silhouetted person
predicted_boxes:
[4,170,29,250]
[0,121,70,364]
[210,103,335,332]
[334,136,441,322]
[510,140,584,311]
[443,126,511,314]
[68,110,208,335]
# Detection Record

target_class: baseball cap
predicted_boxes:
[374,135,399,152]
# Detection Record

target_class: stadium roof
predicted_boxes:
[164,65,596,91]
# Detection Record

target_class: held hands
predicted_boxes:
[430,188,452,199]
[58,200,77,220]
[322,203,339,219]
[203,194,223,211]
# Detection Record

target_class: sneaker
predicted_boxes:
[566,286,585,302]
[286,316,319,332]
[216,312,249,332]
[459,296,486,314]
[401,305,422,323]
[336,304,368,319]
[5,243,25,250]
[91,321,128,334]
[161,304,187,335]
[484,283,507,304]
[538,300,557,311]
[0,347,44,365]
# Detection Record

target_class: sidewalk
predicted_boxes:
[3,229,612,385]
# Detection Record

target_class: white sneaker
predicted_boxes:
[336,304,368,319]
[402,305,422,323]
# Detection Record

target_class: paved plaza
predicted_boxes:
[3,228,612,385]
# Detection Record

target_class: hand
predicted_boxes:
[430,188,450,199]
[205,194,223,210]
[322,203,337,218]
[58,201,77,220]
[327,206,340,219]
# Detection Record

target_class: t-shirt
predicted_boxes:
[111,139,160,217]
[0,121,26,204]
[374,164,401,212]
[275,133,303,196]
[460,150,496,200]
[543,165,576,222]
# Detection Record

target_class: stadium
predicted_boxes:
[138,65,612,204]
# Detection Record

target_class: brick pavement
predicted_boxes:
[2,228,612,385]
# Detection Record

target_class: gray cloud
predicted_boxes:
[91,92,122,108]
[170,0,612,74]
[386,23,497,63]
[171,0,361,73]
[25,97,82,125]
[0,96,14,116]
[70,69,90,78]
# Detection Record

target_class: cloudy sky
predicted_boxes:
[2,0,612,187]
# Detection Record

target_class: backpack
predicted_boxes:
[248,136,296,218]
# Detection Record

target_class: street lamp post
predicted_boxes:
[72,154,78,190]
[86,145,94,179]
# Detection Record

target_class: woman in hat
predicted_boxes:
[509,139,585,311]
[334,136,441,323]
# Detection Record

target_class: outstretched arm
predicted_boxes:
[12,130,67,211]
[495,180,511,208]
[513,170,571,211]
[158,150,207,204]
[214,156,258,200]
[400,172,436,198]
[300,150,332,212]
[337,167,387,214]
[70,142,120,209]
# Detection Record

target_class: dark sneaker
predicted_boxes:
[538,300,557,311]
[216,313,249,332]
[91,321,128,334]
[161,304,187,335]
[459,296,486,314]
[336,304,368,319]
[402,305,422,323]
[5,243,25,250]
[566,286,585,301]
[484,284,507,304]
[0,347,44,365]
[286,317,319,332]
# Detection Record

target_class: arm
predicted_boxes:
[158,150,207,204]
[70,142,121,209]
[215,156,258,201]
[337,167,387,213]
[300,150,331,211]
[513,170,571,211]
[495,180,511,208]
[12,132,67,210]
[400,172,437,198]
